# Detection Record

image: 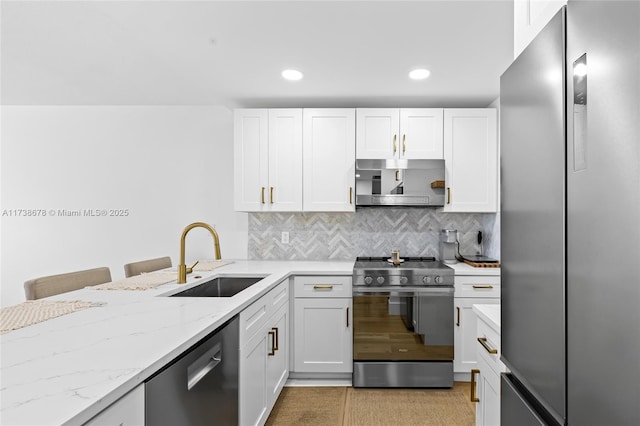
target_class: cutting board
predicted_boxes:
[463,259,501,268]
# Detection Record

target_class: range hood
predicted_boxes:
[355,159,445,207]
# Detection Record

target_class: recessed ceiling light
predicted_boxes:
[409,68,431,80]
[282,69,303,81]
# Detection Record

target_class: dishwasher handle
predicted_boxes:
[187,342,222,391]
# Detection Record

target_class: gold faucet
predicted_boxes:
[178,222,221,284]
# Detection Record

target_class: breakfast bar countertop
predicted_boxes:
[0,260,354,426]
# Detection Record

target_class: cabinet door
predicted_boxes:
[356,108,399,159]
[266,304,289,410]
[399,108,444,159]
[476,354,501,426]
[268,109,303,211]
[234,109,269,211]
[240,328,269,426]
[303,109,356,212]
[454,297,499,374]
[293,298,352,373]
[443,109,498,212]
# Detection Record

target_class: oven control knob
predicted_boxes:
[400,276,408,285]
[434,275,442,284]
[376,276,385,285]
[422,276,431,284]
[364,276,373,285]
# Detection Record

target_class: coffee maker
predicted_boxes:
[440,229,459,264]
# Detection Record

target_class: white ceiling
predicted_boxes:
[1,1,514,108]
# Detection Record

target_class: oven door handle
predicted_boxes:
[352,286,454,295]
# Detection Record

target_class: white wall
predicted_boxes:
[1,105,246,307]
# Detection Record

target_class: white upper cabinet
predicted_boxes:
[234,109,303,212]
[303,109,356,212]
[356,108,443,159]
[400,109,444,159]
[268,109,303,211]
[355,108,399,159]
[514,0,566,59]
[234,109,268,212]
[442,109,498,213]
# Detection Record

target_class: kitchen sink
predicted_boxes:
[170,276,266,298]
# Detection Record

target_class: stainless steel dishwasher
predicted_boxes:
[145,316,239,425]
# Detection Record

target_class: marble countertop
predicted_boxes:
[0,260,354,426]
[472,304,501,334]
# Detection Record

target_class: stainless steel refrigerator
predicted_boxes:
[500,2,639,425]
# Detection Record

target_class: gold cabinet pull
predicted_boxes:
[395,170,400,181]
[270,187,274,204]
[402,134,406,154]
[470,369,480,402]
[472,285,494,289]
[272,327,279,351]
[477,337,498,354]
[393,134,397,154]
[346,307,350,328]
[261,187,266,204]
[447,187,451,204]
[268,330,276,356]
[456,306,461,327]
[313,285,333,290]
[349,187,353,204]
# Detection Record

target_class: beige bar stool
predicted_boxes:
[123,256,172,278]
[24,267,112,300]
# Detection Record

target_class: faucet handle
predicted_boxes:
[186,260,199,274]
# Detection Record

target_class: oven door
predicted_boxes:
[352,286,454,387]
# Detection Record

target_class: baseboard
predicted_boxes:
[286,372,352,387]
[454,372,471,382]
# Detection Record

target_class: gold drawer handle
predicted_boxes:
[393,134,397,154]
[447,187,451,204]
[268,330,276,356]
[270,187,274,204]
[470,369,480,402]
[402,134,406,154]
[477,337,498,354]
[261,187,266,204]
[472,285,494,289]
[313,285,334,290]
[272,327,279,351]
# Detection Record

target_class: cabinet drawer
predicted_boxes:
[455,275,500,298]
[293,276,352,298]
[476,319,506,375]
[240,279,288,343]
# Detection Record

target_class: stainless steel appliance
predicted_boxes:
[439,229,459,264]
[355,159,445,206]
[500,2,639,425]
[145,316,239,425]
[352,256,454,387]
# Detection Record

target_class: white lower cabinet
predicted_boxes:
[239,280,289,426]
[475,356,501,426]
[453,273,500,379]
[291,276,352,374]
[84,384,144,426]
[454,297,499,374]
[473,307,506,426]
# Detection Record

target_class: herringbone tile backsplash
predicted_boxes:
[248,208,498,261]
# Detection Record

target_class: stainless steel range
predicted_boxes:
[352,256,454,388]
